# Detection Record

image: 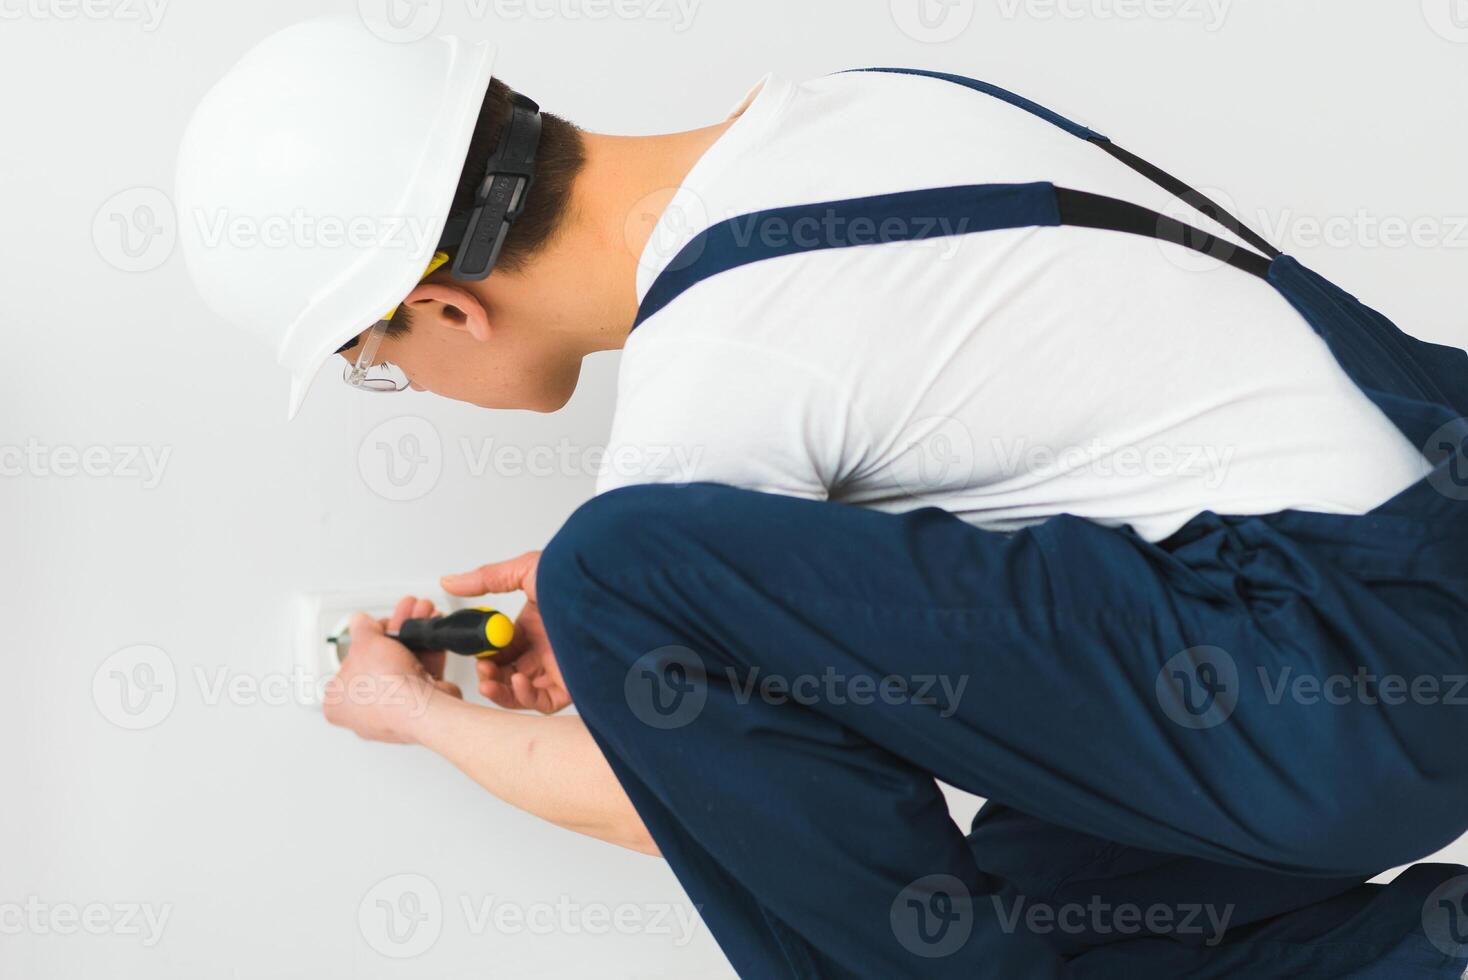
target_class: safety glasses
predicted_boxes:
[342,318,410,393]
[336,250,452,394]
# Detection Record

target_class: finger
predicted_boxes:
[388,595,417,632]
[482,659,514,686]
[433,679,463,700]
[419,650,446,680]
[509,671,538,710]
[348,611,385,641]
[441,551,540,602]
[538,686,570,715]
[476,659,507,691]
[480,678,523,711]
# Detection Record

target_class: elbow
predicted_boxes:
[567,815,660,857]
[614,820,661,857]
[628,834,661,858]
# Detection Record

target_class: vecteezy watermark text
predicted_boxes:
[0,898,171,947]
[461,437,705,483]
[992,438,1237,489]
[0,0,167,30]
[357,0,700,44]
[357,873,702,959]
[729,667,969,718]
[623,647,971,731]
[993,895,1235,947]
[995,0,1232,30]
[1,441,171,488]
[1259,666,1468,707]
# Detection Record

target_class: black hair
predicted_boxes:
[390,78,585,335]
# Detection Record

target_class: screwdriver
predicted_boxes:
[329,607,515,659]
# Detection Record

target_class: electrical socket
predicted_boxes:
[295,589,467,704]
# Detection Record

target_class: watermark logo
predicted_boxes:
[358,0,444,42]
[358,416,443,502]
[890,0,976,43]
[90,659,439,729]
[93,187,175,273]
[1155,646,1238,730]
[892,416,977,500]
[624,646,708,729]
[891,874,973,958]
[93,645,177,730]
[359,873,443,958]
[1423,0,1468,42]
[1422,874,1468,957]
[1425,417,1468,502]
[626,186,710,276]
[1152,186,1247,274]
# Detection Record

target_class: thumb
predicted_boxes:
[441,550,540,603]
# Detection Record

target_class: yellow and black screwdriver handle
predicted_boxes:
[391,607,515,659]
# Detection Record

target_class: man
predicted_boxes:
[178,16,1468,978]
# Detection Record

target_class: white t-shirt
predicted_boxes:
[597,70,1431,543]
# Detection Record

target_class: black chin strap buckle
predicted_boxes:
[447,94,543,281]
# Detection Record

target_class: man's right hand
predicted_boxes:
[441,550,570,715]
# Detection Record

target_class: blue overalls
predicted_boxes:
[536,69,1468,978]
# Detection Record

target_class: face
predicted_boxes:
[337,283,584,413]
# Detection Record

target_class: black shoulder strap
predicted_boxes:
[1088,139,1282,260]
[1055,188,1274,278]
[855,68,1281,262]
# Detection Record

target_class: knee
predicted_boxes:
[538,485,719,691]
[540,485,692,602]
[540,482,748,600]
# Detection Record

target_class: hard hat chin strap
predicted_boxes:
[443,93,544,281]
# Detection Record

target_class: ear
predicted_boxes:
[401,283,492,343]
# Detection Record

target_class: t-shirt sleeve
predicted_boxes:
[595,336,842,501]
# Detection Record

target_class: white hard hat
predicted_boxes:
[176,16,495,419]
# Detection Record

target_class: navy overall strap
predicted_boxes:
[635,183,1270,329]
[853,67,1282,262]
[633,69,1278,331]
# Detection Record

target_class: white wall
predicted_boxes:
[2,1,1466,976]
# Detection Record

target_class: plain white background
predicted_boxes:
[2,1,1466,976]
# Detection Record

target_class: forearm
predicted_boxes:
[413,688,659,856]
